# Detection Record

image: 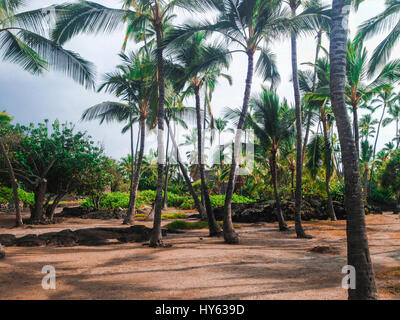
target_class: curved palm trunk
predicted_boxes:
[124,117,146,225]
[0,139,23,226]
[330,0,377,300]
[223,52,254,244]
[321,110,337,221]
[163,122,170,210]
[195,86,222,236]
[303,30,322,159]
[290,6,309,238]
[149,23,166,247]
[270,150,288,231]
[125,117,136,223]
[166,120,207,219]
[369,102,387,194]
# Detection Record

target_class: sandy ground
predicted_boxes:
[0,210,399,300]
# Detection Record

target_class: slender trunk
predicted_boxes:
[321,109,337,221]
[223,52,254,244]
[369,102,387,194]
[126,117,136,220]
[195,86,221,236]
[163,121,170,210]
[270,150,288,231]
[330,0,377,300]
[150,22,166,247]
[353,104,360,158]
[303,30,322,159]
[167,120,207,219]
[124,116,146,225]
[30,179,47,223]
[47,193,64,221]
[0,139,23,226]
[290,168,295,200]
[290,6,309,238]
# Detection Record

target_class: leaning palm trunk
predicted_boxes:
[290,7,309,238]
[0,139,23,226]
[166,120,208,220]
[150,24,166,247]
[369,102,387,195]
[163,122,170,210]
[330,0,377,300]
[124,116,146,225]
[125,117,136,223]
[195,87,222,236]
[321,110,337,221]
[223,52,254,244]
[303,30,322,159]
[270,150,288,231]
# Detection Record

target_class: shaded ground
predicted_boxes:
[0,210,399,300]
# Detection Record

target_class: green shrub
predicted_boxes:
[368,187,394,203]
[165,220,209,230]
[0,186,34,206]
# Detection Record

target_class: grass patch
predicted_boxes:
[162,212,187,220]
[135,214,147,221]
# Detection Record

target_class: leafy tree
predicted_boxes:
[0,111,22,226]
[381,152,400,213]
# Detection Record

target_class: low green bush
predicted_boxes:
[165,220,209,230]
[162,212,187,220]
[0,186,34,206]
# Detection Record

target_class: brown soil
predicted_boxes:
[0,210,399,300]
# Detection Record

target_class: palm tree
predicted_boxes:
[51,0,209,247]
[168,0,293,243]
[0,1,95,87]
[82,50,157,225]
[0,112,22,226]
[357,0,400,74]
[329,0,378,300]
[165,32,232,236]
[248,88,294,231]
[288,0,327,239]
[360,139,373,202]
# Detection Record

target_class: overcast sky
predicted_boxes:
[0,0,397,160]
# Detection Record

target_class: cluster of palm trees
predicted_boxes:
[2,0,400,300]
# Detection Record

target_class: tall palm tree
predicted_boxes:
[330,0,378,300]
[167,0,294,243]
[360,139,373,202]
[248,88,294,231]
[0,0,95,87]
[82,50,157,225]
[165,32,231,236]
[288,0,329,238]
[51,0,208,247]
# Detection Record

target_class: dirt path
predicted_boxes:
[0,211,399,300]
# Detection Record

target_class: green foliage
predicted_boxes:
[368,187,394,203]
[330,180,346,202]
[0,186,34,206]
[165,220,209,230]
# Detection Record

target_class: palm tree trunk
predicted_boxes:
[166,120,207,219]
[124,117,146,225]
[363,164,369,203]
[163,121,170,210]
[270,150,288,231]
[369,102,387,194]
[330,0,377,300]
[321,110,337,221]
[290,5,309,238]
[303,30,322,159]
[353,104,360,158]
[0,139,23,226]
[150,23,166,247]
[126,116,136,222]
[195,86,221,236]
[223,52,255,244]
